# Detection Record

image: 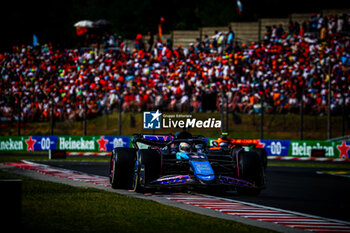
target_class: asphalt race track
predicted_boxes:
[38,160,350,222]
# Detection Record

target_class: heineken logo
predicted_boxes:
[291,142,334,157]
[59,137,95,150]
[0,138,24,151]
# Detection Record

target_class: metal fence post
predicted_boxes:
[118,98,123,136]
[50,96,54,136]
[342,94,346,137]
[225,96,229,133]
[84,97,87,136]
[221,90,224,133]
[260,95,264,139]
[300,91,304,140]
[328,58,332,140]
[17,95,21,136]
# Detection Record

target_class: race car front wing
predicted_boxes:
[149,174,255,188]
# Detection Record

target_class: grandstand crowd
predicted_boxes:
[0,13,350,122]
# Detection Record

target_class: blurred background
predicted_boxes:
[1,0,350,51]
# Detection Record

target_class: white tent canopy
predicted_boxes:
[74,20,94,28]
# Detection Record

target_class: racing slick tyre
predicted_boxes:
[231,147,243,169]
[236,151,265,196]
[231,147,243,161]
[110,147,137,189]
[251,148,268,170]
[132,149,161,193]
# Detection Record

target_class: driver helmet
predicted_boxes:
[219,142,229,147]
[195,144,203,152]
[221,132,229,140]
[179,142,191,152]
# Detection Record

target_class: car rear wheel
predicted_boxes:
[110,147,137,189]
[251,148,268,170]
[132,149,161,193]
[236,151,265,196]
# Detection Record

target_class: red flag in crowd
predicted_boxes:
[76,26,87,36]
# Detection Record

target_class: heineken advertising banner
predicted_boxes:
[288,140,349,158]
[0,136,130,152]
[0,136,349,159]
[257,139,349,159]
[0,136,26,151]
[207,138,349,159]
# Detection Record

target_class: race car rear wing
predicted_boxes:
[131,134,173,149]
[132,133,205,142]
[132,134,174,142]
[132,133,207,149]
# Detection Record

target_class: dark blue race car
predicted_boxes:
[109,131,266,195]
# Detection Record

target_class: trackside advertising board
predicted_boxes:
[227,139,347,159]
[0,136,130,152]
[0,136,349,159]
[259,140,349,159]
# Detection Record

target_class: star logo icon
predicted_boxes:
[97,136,108,151]
[151,110,161,122]
[337,141,350,159]
[143,110,162,129]
[25,136,36,151]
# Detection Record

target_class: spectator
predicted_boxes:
[226,26,235,53]
[0,12,349,124]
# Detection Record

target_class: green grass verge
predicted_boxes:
[0,170,276,233]
[1,156,347,232]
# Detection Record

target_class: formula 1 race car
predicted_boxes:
[109,131,266,195]
[210,132,268,170]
